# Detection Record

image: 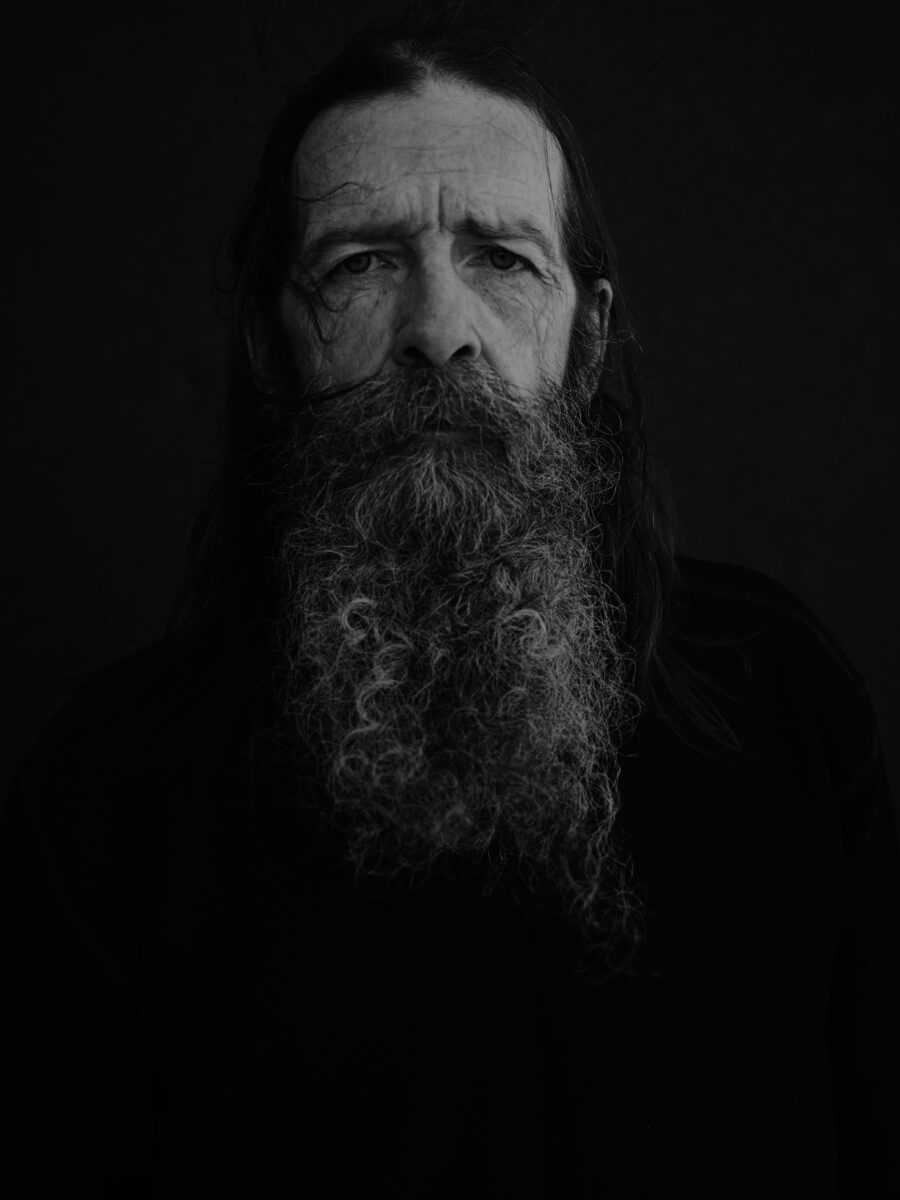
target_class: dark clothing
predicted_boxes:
[2,557,898,1197]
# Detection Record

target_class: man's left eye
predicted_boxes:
[479,246,529,272]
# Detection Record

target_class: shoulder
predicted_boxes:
[674,555,865,687]
[15,626,229,806]
[5,626,234,989]
[672,555,878,797]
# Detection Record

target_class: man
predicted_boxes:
[2,10,898,1197]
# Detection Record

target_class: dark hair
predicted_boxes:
[163,4,743,761]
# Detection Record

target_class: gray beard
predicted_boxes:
[266,356,642,954]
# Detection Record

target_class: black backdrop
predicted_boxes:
[4,0,898,817]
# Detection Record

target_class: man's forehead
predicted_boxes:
[291,80,567,248]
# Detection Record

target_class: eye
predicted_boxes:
[328,246,533,280]
[333,251,381,276]
[479,246,530,272]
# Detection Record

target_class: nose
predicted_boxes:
[392,260,482,368]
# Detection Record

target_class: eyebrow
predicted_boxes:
[301,214,561,270]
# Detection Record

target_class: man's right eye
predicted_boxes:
[336,252,375,275]
[331,251,395,277]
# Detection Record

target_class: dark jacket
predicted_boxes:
[2,557,898,1197]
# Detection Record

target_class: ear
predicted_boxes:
[593,278,613,364]
[244,298,287,394]
[576,278,613,380]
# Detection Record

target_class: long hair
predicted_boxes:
[162,4,743,762]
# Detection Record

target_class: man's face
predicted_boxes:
[278,78,582,392]
[269,77,631,945]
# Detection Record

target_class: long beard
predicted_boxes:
[266,356,642,957]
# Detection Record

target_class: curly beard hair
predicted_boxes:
[264,351,645,970]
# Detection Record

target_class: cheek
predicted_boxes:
[323,293,392,367]
[281,289,391,381]
[479,282,557,362]
[523,290,574,381]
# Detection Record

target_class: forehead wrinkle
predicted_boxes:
[303,170,546,227]
[293,91,570,261]
[298,89,560,183]
[297,196,567,284]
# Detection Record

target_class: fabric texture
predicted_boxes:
[2,556,898,1197]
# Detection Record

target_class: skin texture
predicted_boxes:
[278,78,611,394]
[269,79,637,952]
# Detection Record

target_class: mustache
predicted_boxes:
[290,361,545,455]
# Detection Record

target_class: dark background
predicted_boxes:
[4,0,898,816]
